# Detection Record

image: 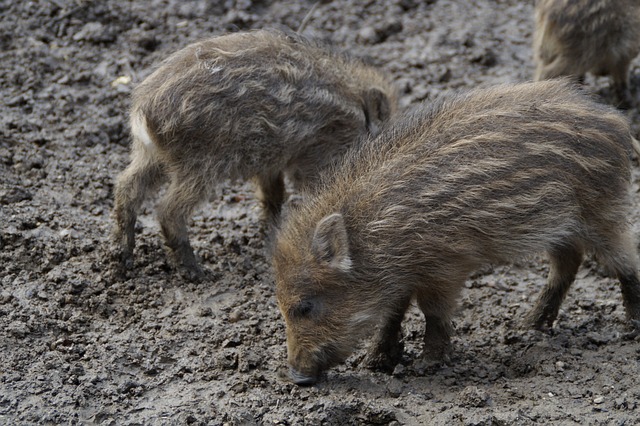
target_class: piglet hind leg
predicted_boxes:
[157,171,208,281]
[363,295,412,373]
[524,244,583,330]
[618,271,640,330]
[599,230,640,328]
[609,59,634,110]
[254,171,286,229]
[534,56,582,85]
[111,144,165,273]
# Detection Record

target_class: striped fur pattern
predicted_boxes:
[273,80,640,384]
[111,29,397,277]
[533,0,640,107]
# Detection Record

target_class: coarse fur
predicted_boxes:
[533,0,640,108]
[111,29,398,277]
[273,79,640,385]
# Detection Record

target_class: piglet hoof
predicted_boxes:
[615,93,633,111]
[418,339,452,368]
[107,247,134,280]
[109,264,128,282]
[363,340,404,373]
[169,247,204,282]
[621,320,640,341]
[413,350,449,374]
[522,310,555,331]
[177,263,205,282]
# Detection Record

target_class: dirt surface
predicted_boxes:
[2,0,640,424]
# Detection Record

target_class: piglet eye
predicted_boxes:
[291,299,316,318]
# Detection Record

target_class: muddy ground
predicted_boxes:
[2,0,640,424]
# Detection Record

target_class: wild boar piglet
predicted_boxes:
[274,79,640,385]
[111,29,397,278]
[534,0,640,107]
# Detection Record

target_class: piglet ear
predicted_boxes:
[364,88,391,137]
[312,213,352,272]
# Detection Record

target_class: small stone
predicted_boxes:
[111,75,131,88]
[458,385,491,408]
[157,307,174,318]
[357,26,380,44]
[0,291,13,304]
[7,321,29,337]
[59,228,80,239]
[594,396,605,404]
[228,310,243,323]
[198,306,213,317]
[0,187,32,205]
[470,48,498,67]
[386,378,404,398]
[392,363,406,377]
[587,332,611,346]
[72,22,116,43]
[230,382,247,393]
